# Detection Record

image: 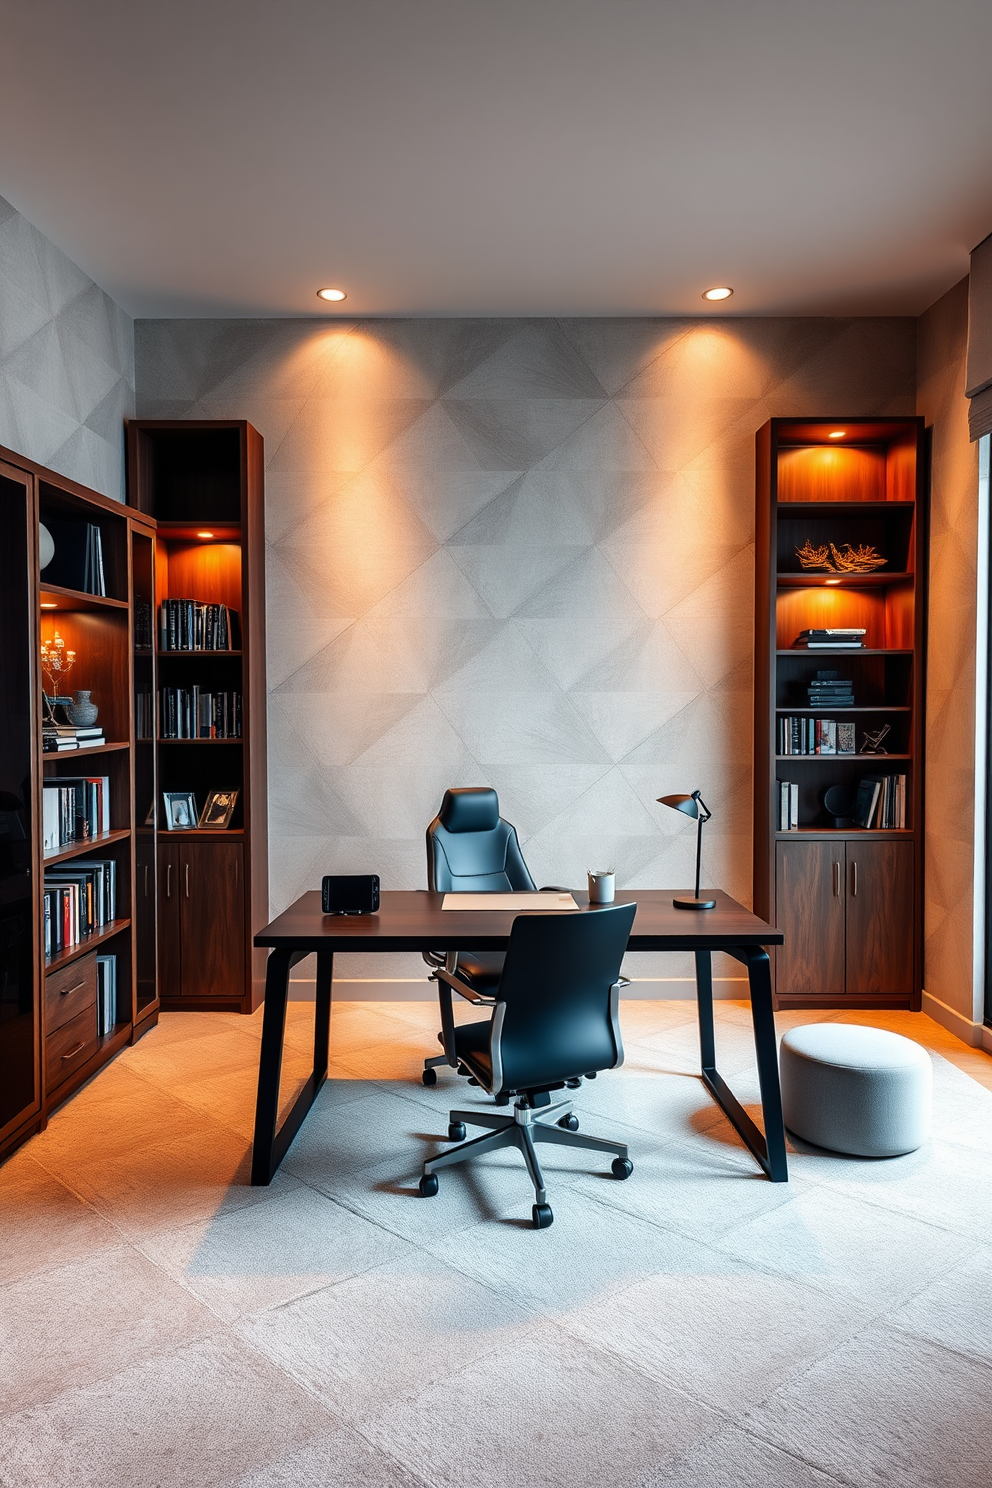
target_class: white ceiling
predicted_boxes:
[2,0,992,318]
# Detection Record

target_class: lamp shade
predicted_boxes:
[657,793,700,819]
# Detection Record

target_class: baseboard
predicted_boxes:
[287,976,750,1002]
[921,989,984,1048]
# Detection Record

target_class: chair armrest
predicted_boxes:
[432,966,497,1006]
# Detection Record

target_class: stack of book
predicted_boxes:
[43,859,117,956]
[778,717,858,755]
[778,781,799,831]
[42,723,105,753]
[807,670,855,708]
[159,688,242,739]
[42,776,111,851]
[96,954,117,1035]
[854,774,907,830]
[158,600,241,651]
[44,518,106,595]
[794,628,866,649]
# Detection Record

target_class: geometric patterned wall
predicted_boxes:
[917,279,982,1033]
[136,314,916,987]
[0,195,133,501]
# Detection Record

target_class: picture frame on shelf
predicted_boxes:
[163,791,197,830]
[198,790,238,829]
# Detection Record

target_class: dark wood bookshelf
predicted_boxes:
[127,419,267,1014]
[753,417,927,1011]
[0,443,159,1164]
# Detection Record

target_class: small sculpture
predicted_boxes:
[861,724,891,755]
[796,540,887,574]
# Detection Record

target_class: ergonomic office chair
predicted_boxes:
[419,901,637,1229]
[421,786,537,1085]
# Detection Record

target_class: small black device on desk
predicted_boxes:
[321,874,380,915]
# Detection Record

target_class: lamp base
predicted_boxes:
[672,896,716,911]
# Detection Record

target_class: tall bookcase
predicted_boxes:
[0,447,159,1162]
[753,417,927,1009]
[126,420,267,1013]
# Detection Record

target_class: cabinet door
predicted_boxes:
[775,840,846,998]
[846,841,914,997]
[157,841,182,998]
[179,842,245,1000]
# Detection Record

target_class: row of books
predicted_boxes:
[43,724,105,753]
[97,955,117,1036]
[43,517,106,596]
[160,688,242,740]
[856,774,907,830]
[776,773,908,831]
[779,718,858,755]
[136,692,154,740]
[158,600,241,651]
[43,859,117,956]
[42,777,111,851]
[793,628,866,650]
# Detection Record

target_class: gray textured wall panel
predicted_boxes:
[0,195,133,499]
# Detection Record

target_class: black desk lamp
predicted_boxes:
[657,791,715,910]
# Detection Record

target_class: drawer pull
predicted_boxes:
[185,863,190,898]
[166,863,172,898]
[59,979,86,997]
[61,1041,86,1061]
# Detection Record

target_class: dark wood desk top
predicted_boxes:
[256,888,782,953]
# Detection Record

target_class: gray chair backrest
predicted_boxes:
[426,787,536,893]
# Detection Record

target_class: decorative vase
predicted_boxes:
[67,690,99,727]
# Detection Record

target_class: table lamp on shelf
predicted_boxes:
[657,790,716,910]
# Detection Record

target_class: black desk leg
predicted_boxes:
[251,948,333,1185]
[694,946,788,1183]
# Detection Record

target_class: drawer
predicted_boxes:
[45,952,98,1035]
[45,1004,98,1090]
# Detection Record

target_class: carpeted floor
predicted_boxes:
[2,999,992,1488]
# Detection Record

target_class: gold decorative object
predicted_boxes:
[41,630,76,725]
[796,540,887,574]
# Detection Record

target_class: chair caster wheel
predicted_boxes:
[422,1067,438,1087]
[419,1174,439,1197]
[495,1093,510,1106]
[611,1157,633,1180]
[467,1077,480,1086]
[448,1122,466,1142]
[557,1113,579,1131]
[532,1203,553,1229]
[565,1078,582,1089]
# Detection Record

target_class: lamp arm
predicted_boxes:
[692,790,712,824]
[694,815,704,899]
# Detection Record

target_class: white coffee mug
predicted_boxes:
[588,869,615,904]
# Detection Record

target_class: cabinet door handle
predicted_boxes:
[185,863,190,898]
[61,1041,85,1061]
[833,861,841,897]
[59,979,86,997]
[851,860,858,896]
[166,863,172,898]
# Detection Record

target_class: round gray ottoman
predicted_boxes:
[780,1024,932,1157]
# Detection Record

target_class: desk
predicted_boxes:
[251,888,787,1186]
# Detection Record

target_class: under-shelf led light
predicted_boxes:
[825,579,841,586]
[196,531,215,539]
[702,286,733,301]
[317,287,347,302]
[41,601,57,608]
[828,430,846,439]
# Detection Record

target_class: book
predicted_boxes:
[795,639,864,649]
[96,955,117,1035]
[837,721,857,754]
[797,628,866,639]
[853,777,882,829]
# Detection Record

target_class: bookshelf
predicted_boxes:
[753,418,927,1008]
[0,445,158,1163]
[126,420,267,1012]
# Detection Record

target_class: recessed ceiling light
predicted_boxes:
[702,286,733,301]
[828,430,846,439]
[317,287,347,302]
[196,530,215,539]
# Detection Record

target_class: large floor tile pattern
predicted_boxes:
[3,1000,992,1487]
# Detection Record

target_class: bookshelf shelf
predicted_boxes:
[44,918,132,973]
[157,650,242,658]
[44,740,131,760]
[157,737,243,745]
[39,584,129,612]
[43,829,132,866]
[754,416,926,1011]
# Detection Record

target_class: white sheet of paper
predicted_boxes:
[441,891,579,911]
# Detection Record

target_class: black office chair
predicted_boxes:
[418,901,637,1229]
[421,786,538,1086]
